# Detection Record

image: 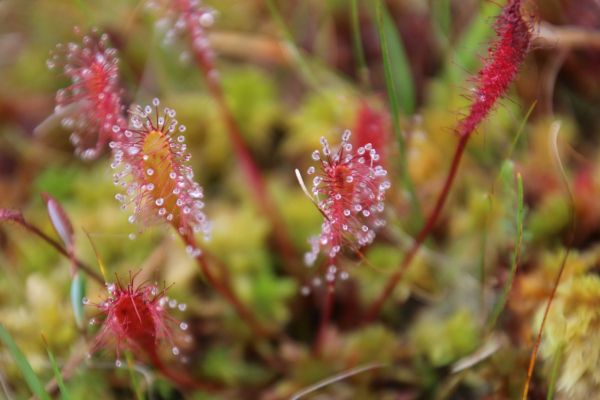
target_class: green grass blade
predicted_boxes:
[381,4,415,114]
[480,102,535,320]
[431,0,452,50]
[0,324,50,400]
[44,341,71,400]
[375,0,401,136]
[125,352,143,400]
[486,171,525,331]
[375,0,422,228]
[265,0,320,91]
[350,0,370,88]
[507,101,537,159]
[478,197,491,312]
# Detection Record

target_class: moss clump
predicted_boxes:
[541,275,600,399]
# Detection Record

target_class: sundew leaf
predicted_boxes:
[70,272,86,330]
[43,339,71,400]
[0,324,50,400]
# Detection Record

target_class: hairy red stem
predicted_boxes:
[363,0,530,321]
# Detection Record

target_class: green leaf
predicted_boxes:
[350,0,370,88]
[44,342,71,400]
[374,0,422,228]
[431,0,452,49]
[265,0,320,91]
[380,4,415,115]
[0,324,50,400]
[70,272,86,329]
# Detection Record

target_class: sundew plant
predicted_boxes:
[1,0,600,399]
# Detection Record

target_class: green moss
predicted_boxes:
[284,89,358,158]
[528,195,570,242]
[410,309,480,367]
[201,345,271,385]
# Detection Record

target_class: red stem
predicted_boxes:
[521,251,569,399]
[364,134,469,322]
[7,216,104,284]
[186,23,300,278]
[182,234,271,338]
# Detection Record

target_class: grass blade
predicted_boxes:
[265,0,320,91]
[486,170,525,331]
[350,0,370,88]
[381,4,415,114]
[43,338,71,400]
[125,352,144,400]
[374,0,422,228]
[431,0,452,50]
[0,324,50,400]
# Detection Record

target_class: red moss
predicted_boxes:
[456,0,531,137]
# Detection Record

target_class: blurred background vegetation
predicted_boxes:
[1,0,600,398]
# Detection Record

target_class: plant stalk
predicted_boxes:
[182,234,271,338]
[184,16,300,277]
[364,134,469,321]
[4,214,104,284]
